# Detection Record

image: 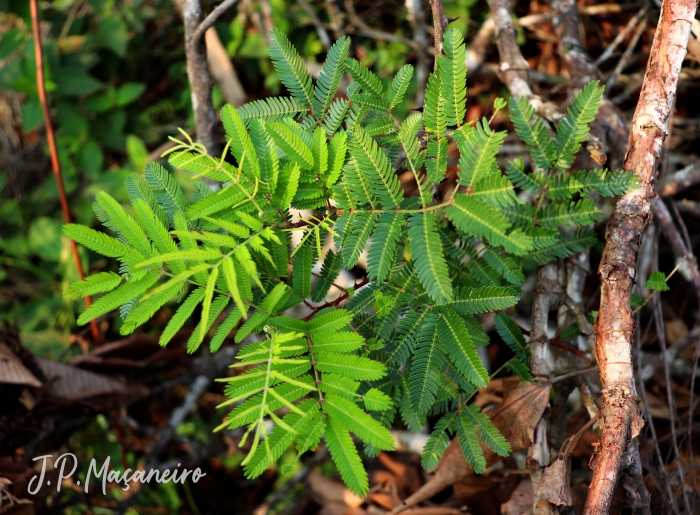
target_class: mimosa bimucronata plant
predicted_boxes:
[64,28,639,495]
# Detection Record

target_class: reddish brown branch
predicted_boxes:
[29,0,100,344]
[429,0,447,69]
[587,0,697,513]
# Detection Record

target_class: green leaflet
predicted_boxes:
[422,412,454,469]
[386,64,413,108]
[160,288,206,347]
[313,37,350,116]
[311,250,342,302]
[66,272,123,298]
[266,121,314,170]
[315,353,386,380]
[64,224,145,266]
[438,309,489,387]
[341,211,376,269]
[439,28,467,127]
[346,58,384,96]
[349,125,403,208]
[292,242,314,299]
[367,212,404,283]
[455,411,487,473]
[455,119,507,189]
[553,81,605,170]
[77,272,159,326]
[237,96,304,125]
[445,286,520,314]
[269,28,314,107]
[509,96,556,170]
[324,394,395,449]
[536,199,604,229]
[408,212,453,303]
[409,314,443,415]
[448,195,533,256]
[494,312,529,363]
[325,415,369,497]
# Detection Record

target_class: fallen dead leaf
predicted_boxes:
[501,479,533,515]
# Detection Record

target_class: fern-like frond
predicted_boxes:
[482,249,525,286]
[324,394,395,449]
[464,404,511,456]
[409,314,443,415]
[341,212,376,269]
[323,98,351,135]
[311,250,343,302]
[292,242,314,299]
[504,158,545,194]
[63,224,145,266]
[76,272,159,325]
[423,72,445,135]
[66,272,123,298]
[325,131,347,187]
[307,309,353,333]
[386,64,413,108]
[553,81,604,170]
[582,168,640,197]
[144,162,190,227]
[438,308,488,387]
[445,286,520,314]
[455,119,507,188]
[408,213,453,303]
[346,58,384,96]
[349,92,390,112]
[125,173,170,230]
[529,228,598,264]
[159,287,205,347]
[243,399,319,478]
[315,352,387,380]
[438,28,467,127]
[448,195,533,255]
[455,410,486,473]
[237,97,304,125]
[210,307,243,352]
[494,312,528,361]
[269,28,314,107]
[536,199,603,229]
[422,412,454,469]
[367,213,404,283]
[266,120,314,170]
[313,37,350,117]
[471,174,518,208]
[349,125,403,208]
[325,416,369,497]
[508,96,556,170]
[272,163,301,208]
[249,119,279,194]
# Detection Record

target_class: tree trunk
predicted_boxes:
[585,0,697,513]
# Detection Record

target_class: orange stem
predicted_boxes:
[29,0,101,344]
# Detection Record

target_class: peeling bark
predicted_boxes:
[586,0,697,513]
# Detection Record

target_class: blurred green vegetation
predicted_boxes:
[0,0,481,356]
[0,1,479,512]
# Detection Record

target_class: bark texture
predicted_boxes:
[183,0,219,157]
[586,0,697,513]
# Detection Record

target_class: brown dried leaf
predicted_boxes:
[501,479,533,515]
[36,358,129,401]
[0,344,41,388]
